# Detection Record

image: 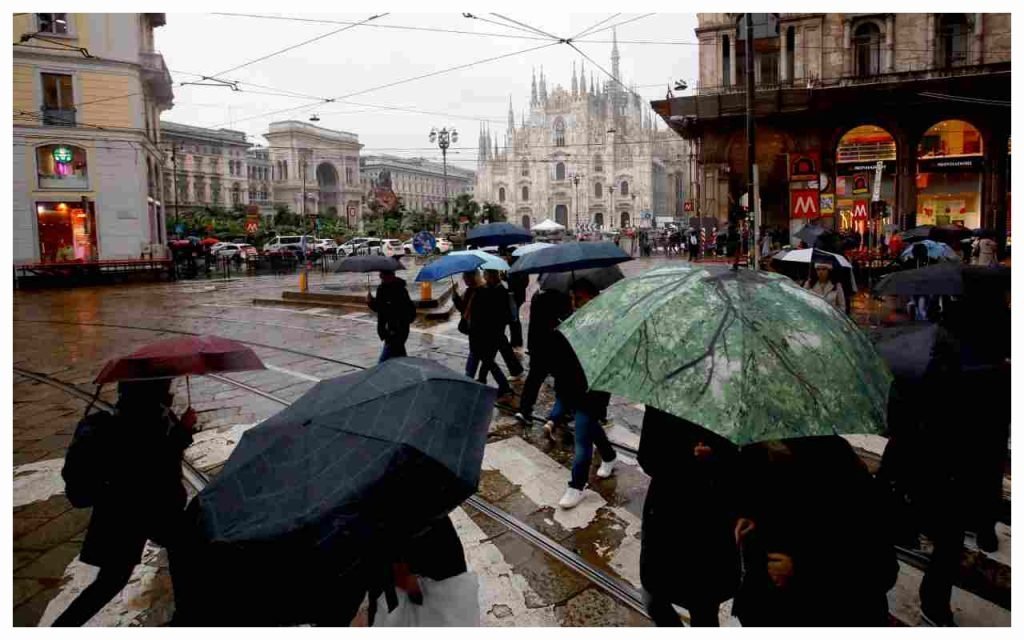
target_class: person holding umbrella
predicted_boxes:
[367,270,417,363]
[514,280,573,426]
[465,270,516,398]
[54,378,197,626]
[804,261,846,312]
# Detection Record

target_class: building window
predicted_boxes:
[555,162,566,180]
[231,182,241,205]
[345,167,354,183]
[521,159,529,177]
[853,22,882,77]
[554,117,566,147]
[938,14,969,68]
[37,13,69,35]
[521,186,529,201]
[595,182,603,198]
[499,187,506,203]
[36,144,88,189]
[620,181,629,196]
[593,155,603,173]
[35,201,97,262]
[41,73,75,126]
[785,27,796,81]
[722,35,731,87]
[916,119,983,229]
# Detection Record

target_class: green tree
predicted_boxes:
[451,193,482,228]
[480,202,507,224]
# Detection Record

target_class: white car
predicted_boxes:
[436,238,453,253]
[315,238,338,254]
[213,242,254,259]
[381,239,404,257]
[339,237,374,256]
[263,235,316,254]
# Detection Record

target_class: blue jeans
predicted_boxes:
[465,352,479,378]
[378,341,407,363]
[560,400,616,490]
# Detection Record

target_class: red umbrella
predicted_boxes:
[94,335,265,385]
[201,237,220,246]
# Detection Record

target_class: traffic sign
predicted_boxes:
[853,200,869,221]
[683,201,694,212]
[412,230,436,255]
[245,220,259,234]
[790,190,820,219]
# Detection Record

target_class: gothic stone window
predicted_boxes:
[554,117,566,147]
[620,180,629,196]
[555,162,566,181]
[593,155,603,173]
[594,182,603,198]
[521,158,530,177]
[522,186,529,201]
[499,187,506,203]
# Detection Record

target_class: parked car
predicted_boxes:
[356,239,383,256]
[315,238,339,255]
[263,235,316,254]
[381,239,404,257]
[402,240,415,255]
[339,237,374,256]
[213,242,256,259]
[436,237,453,253]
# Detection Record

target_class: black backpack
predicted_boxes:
[62,408,117,508]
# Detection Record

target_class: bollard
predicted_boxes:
[298,269,308,293]
[420,281,432,301]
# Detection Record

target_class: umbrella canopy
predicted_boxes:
[539,265,624,294]
[94,335,266,384]
[771,247,857,293]
[558,265,892,444]
[874,262,1010,297]
[512,241,555,257]
[201,237,220,246]
[414,253,486,282]
[466,222,532,248]
[900,225,935,242]
[532,219,565,232]
[873,323,940,383]
[509,241,632,275]
[794,224,841,252]
[929,224,973,245]
[447,249,509,271]
[334,255,404,273]
[194,357,496,546]
[900,239,958,262]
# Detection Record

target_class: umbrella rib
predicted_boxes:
[664,304,733,382]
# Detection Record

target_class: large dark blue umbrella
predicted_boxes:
[874,323,940,382]
[466,222,532,248]
[509,241,632,275]
[414,253,486,282]
[335,254,404,273]
[874,262,1010,297]
[539,265,624,293]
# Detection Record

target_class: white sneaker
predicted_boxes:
[558,487,586,509]
[597,458,617,479]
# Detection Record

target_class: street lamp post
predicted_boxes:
[607,184,615,230]
[429,127,458,222]
[631,192,637,227]
[571,172,582,232]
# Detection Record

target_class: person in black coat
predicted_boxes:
[733,436,897,627]
[468,270,515,396]
[638,407,738,626]
[502,252,529,350]
[367,271,416,363]
[54,379,195,626]
[515,287,573,424]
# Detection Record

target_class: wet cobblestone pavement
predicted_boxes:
[12,257,1010,627]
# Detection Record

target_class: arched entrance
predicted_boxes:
[594,212,604,228]
[316,162,339,214]
[620,211,631,228]
[916,119,983,229]
[554,204,568,226]
[521,215,531,230]
[835,124,896,240]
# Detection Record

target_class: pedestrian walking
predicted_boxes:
[639,407,739,627]
[552,279,618,509]
[453,269,484,378]
[367,271,416,362]
[515,286,573,424]
[467,270,516,398]
[504,254,529,352]
[732,436,898,626]
[760,229,772,259]
[483,269,524,379]
[55,379,196,626]
[804,261,846,312]
[973,235,999,266]
[688,228,700,261]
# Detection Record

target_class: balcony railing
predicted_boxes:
[41,106,76,126]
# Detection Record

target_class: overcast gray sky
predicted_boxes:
[156,12,699,169]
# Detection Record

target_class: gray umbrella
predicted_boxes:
[539,265,625,293]
[335,255,404,273]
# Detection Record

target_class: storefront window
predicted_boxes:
[835,125,896,235]
[916,120,983,228]
[36,144,88,189]
[36,201,98,262]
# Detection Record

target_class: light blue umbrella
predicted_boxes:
[414,253,486,282]
[512,242,555,257]
[901,239,958,262]
[449,250,509,271]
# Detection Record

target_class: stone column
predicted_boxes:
[926,14,936,69]
[895,127,921,230]
[729,35,738,87]
[973,13,985,65]
[983,130,1009,242]
[780,28,789,83]
[842,20,852,77]
[885,15,895,72]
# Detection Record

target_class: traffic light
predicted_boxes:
[870,201,887,219]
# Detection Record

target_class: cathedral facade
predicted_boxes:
[475,33,692,232]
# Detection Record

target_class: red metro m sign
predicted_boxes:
[790,190,820,219]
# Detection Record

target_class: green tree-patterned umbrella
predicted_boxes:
[558,265,892,444]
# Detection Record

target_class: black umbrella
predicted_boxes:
[195,357,496,546]
[900,225,935,242]
[874,262,1010,297]
[466,222,532,248]
[929,224,973,246]
[509,241,632,275]
[539,265,624,293]
[794,224,840,251]
[334,254,404,273]
[874,323,940,382]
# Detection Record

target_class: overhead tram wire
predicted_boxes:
[461,13,560,40]
[488,13,564,42]
[570,13,621,41]
[576,13,656,39]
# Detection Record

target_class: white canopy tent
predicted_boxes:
[533,219,565,232]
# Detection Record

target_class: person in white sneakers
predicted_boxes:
[551,279,617,510]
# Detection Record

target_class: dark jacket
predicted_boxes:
[733,436,897,626]
[80,405,191,568]
[507,272,529,308]
[452,284,479,335]
[526,289,572,356]
[368,278,416,344]
[467,283,513,359]
[638,407,740,608]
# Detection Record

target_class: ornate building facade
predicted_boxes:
[161,121,251,216]
[475,32,691,231]
[360,155,475,213]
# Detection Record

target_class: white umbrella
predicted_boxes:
[774,248,857,293]
[512,242,554,257]
[533,219,565,232]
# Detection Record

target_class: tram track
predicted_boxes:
[14,317,1013,612]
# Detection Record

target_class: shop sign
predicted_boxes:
[789,152,820,181]
[790,190,820,219]
[245,220,259,234]
[917,156,984,173]
[852,174,870,195]
[852,200,869,221]
[836,160,896,176]
[683,201,694,212]
[820,193,835,215]
[52,145,74,164]
[872,161,884,202]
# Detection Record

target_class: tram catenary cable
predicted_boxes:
[569,13,621,41]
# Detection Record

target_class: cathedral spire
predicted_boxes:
[579,60,586,94]
[539,65,548,104]
[507,96,515,135]
[571,61,578,97]
[611,27,620,82]
[531,68,537,107]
